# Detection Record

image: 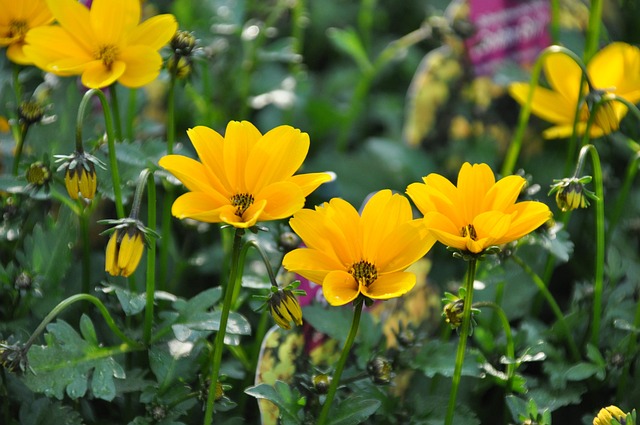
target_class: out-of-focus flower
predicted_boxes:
[407,162,551,255]
[159,121,332,229]
[25,159,53,193]
[0,0,53,64]
[509,42,640,139]
[282,190,436,306]
[367,356,394,384]
[24,0,177,88]
[593,405,634,425]
[548,176,595,212]
[55,151,103,201]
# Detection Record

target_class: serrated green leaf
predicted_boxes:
[115,288,147,316]
[411,340,484,378]
[328,396,381,425]
[19,397,85,425]
[22,319,127,401]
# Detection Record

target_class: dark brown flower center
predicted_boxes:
[349,260,378,287]
[96,44,119,70]
[9,20,28,39]
[461,224,477,240]
[230,193,254,217]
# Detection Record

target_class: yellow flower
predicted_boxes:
[282,190,436,306]
[267,289,303,331]
[105,226,145,277]
[23,0,177,88]
[0,0,53,65]
[158,121,332,228]
[509,42,640,139]
[593,406,627,425]
[407,162,551,254]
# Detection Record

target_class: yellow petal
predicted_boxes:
[171,192,227,222]
[376,221,435,273]
[81,59,126,89]
[48,57,91,74]
[361,190,411,261]
[362,271,416,300]
[473,211,511,241]
[257,181,304,221]
[6,43,31,65]
[408,173,464,227]
[24,26,92,71]
[245,125,309,191]
[127,14,176,49]
[90,0,139,45]
[423,211,467,251]
[223,121,261,192]
[589,42,640,102]
[509,82,576,125]
[158,154,217,194]
[322,270,360,306]
[45,0,95,51]
[287,172,333,197]
[186,126,232,194]
[219,199,267,228]
[457,163,495,223]
[282,248,343,285]
[542,124,580,139]
[117,45,162,88]
[105,233,118,274]
[482,175,525,212]
[544,50,583,101]
[498,201,551,244]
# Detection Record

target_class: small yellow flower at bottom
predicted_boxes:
[593,406,630,425]
[105,227,145,277]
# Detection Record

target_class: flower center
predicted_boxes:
[96,44,119,70]
[461,224,477,240]
[349,260,378,287]
[230,193,254,217]
[9,20,28,39]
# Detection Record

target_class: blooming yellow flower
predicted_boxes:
[509,42,640,139]
[407,162,551,254]
[0,0,53,65]
[159,121,332,228]
[593,405,627,425]
[23,0,177,88]
[282,190,436,306]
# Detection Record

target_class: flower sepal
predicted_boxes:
[255,281,306,331]
[447,245,502,262]
[442,289,480,334]
[548,176,597,212]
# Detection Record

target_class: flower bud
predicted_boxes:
[367,356,394,385]
[312,374,331,394]
[56,151,101,201]
[587,89,620,135]
[166,55,192,79]
[267,288,303,330]
[18,100,45,126]
[593,405,628,425]
[25,161,52,192]
[170,30,197,56]
[443,298,465,329]
[549,176,594,212]
[105,225,145,277]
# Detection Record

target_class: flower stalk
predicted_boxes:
[317,298,364,425]
[445,258,477,425]
[203,228,245,425]
[143,170,157,346]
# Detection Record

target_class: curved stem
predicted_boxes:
[445,258,477,425]
[78,89,125,219]
[24,294,142,351]
[143,171,157,345]
[203,228,245,425]
[241,239,279,287]
[512,255,580,360]
[317,299,364,425]
[473,301,515,392]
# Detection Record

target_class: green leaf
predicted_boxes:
[327,27,372,73]
[302,303,353,343]
[564,362,604,381]
[79,314,98,346]
[328,395,381,425]
[245,381,305,425]
[19,397,85,425]
[115,287,147,316]
[411,340,485,378]
[23,319,127,401]
[148,342,201,388]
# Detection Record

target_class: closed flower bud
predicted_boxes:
[56,151,102,201]
[267,288,303,330]
[170,30,197,56]
[105,225,145,277]
[166,55,192,79]
[25,160,52,192]
[444,298,465,329]
[593,406,628,425]
[367,356,394,385]
[18,100,45,126]
[312,374,331,394]
[549,176,595,212]
[587,90,620,135]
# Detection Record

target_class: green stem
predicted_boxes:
[159,186,173,291]
[12,124,29,176]
[203,228,245,425]
[550,0,560,44]
[24,294,142,351]
[109,85,123,143]
[167,75,177,155]
[77,89,125,219]
[512,255,580,360]
[126,88,137,142]
[445,258,477,425]
[583,0,602,63]
[473,301,515,392]
[317,299,364,425]
[144,171,157,346]
[80,210,91,294]
[358,0,376,52]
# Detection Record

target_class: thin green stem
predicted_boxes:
[144,171,157,346]
[24,294,142,351]
[473,301,515,392]
[317,299,364,425]
[12,64,22,103]
[78,89,125,218]
[12,123,29,176]
[109,85,123,143]
[512,255,580,360]
[126,88,137,142]
[203,228,245,425]
[80,210,91,294]
[445,259,477,425]
[167,75,177,155]
[583,0,602,63]
[550,0,560,44]
[358,0,376,52]
[159,186,173,291]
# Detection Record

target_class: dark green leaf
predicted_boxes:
[328,396,381,425]
[245,381,305,425]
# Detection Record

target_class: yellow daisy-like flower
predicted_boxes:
[282,190,436,306]
[593,405,627,425]
[509,42,640,139]
[159,121,332,229]
[0,0,53,65]
[406,162,551,254]
[23,0,177,88]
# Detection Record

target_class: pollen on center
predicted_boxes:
[231,193,255,217]
[349,260,378,287]
[96,44,119,69]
